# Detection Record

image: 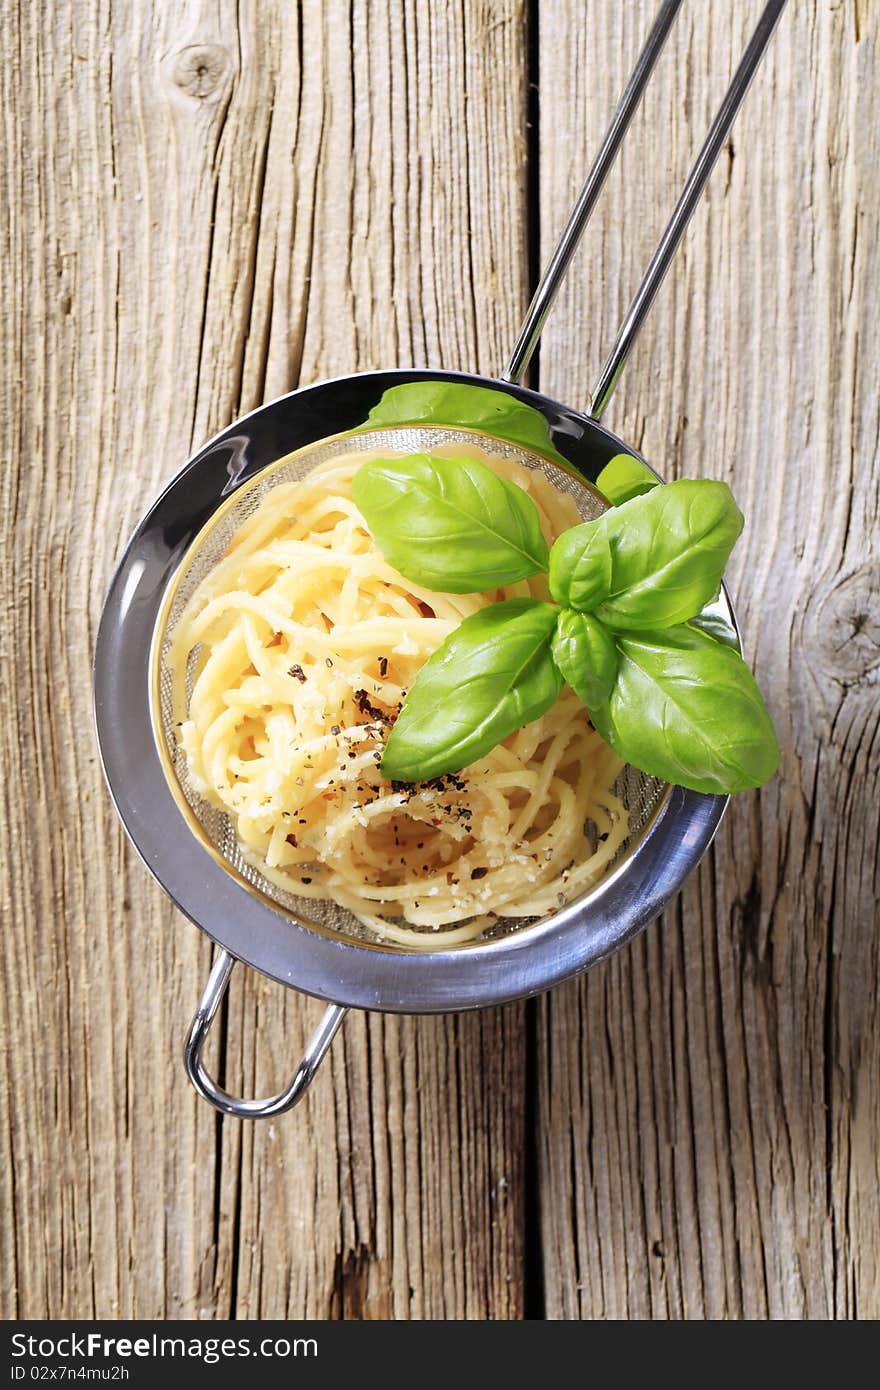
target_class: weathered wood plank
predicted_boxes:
[3,0,875,1325]
[536,0,879,1319]
[0,0,530,1319]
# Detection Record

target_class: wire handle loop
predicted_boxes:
[184,948,347,1119]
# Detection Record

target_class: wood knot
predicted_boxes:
[167,44,231,101]
[803,565,880,686]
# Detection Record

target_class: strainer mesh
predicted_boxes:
[155,426,665,948]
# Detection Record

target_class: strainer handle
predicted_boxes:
[184,948,348,1119]
[502,0,684,387]
[502,0,787,415]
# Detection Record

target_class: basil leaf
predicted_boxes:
[549,478,744,629]
[352,452,549,592]
[548,516,614,612]
[381,599,562,782]
[688,607,740,650]
[595,452,659,506]
[551,609,618,709]
[590,625,779,794]
[366,380,569,465]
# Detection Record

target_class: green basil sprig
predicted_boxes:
[549,479,744,629]
[380,599,562,783]
[352,453,548,592]
[350,452,779,796]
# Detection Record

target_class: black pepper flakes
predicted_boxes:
[378,656,388,678]
[355,689,387,723]
[288,664,307,683]
[470,866,488,880]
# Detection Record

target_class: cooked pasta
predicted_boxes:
[166,446,628,947]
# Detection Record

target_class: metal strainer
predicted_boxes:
[94,0,785,1117]
[154,425,667,949]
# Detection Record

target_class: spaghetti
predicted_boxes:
[166,446,628,947]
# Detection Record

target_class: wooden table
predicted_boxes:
[3,1,877,1321]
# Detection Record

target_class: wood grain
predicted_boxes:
[1,0,877,1323]
[536,0,880,1319]
[1,0,530,1319]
